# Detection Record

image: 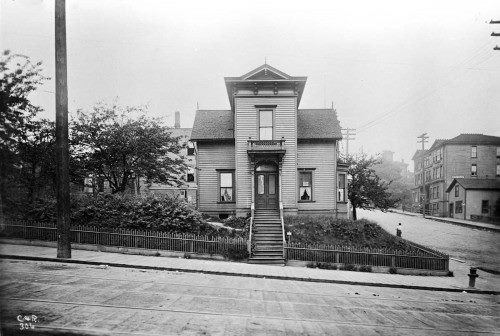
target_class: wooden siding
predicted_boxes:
[196,142,236,213]
[297,142,336,211]
[235,96,298,213]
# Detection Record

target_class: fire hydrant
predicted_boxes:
[468,267,479,288]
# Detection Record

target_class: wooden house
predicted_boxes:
[191,64,348,263]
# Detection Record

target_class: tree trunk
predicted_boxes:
[352,206,357,220]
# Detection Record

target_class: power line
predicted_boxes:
[356,41,493,133]
[491,19,500,50]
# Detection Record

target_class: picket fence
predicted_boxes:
[1,220,449,271]
[285,242,449,271]
[1,220,247,257]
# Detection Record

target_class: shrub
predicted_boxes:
[389,267,398,274]
[358,265,373,273]
[306,262,317,268]
[19,194,244,237]
[223,246,249,261]
[317,262,337,270]
[340,264,356,271]
[223,216,249,230]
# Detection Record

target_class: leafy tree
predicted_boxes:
[345,154,397,220]
[372,156,413,209]
[17,120,56,200]
[0,50,48,221]
[71,102,187,193]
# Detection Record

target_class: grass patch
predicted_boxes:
[285,215,413,251]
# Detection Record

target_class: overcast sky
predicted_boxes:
[2,0,499,169]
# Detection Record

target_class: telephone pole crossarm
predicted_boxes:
[417,133,429,218]
[341,128,356,157]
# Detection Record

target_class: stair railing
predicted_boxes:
[279,201,286,260]
[248,202,255,255]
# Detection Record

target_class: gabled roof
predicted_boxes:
[411,149,427,160]
[446,134,500,145]
[190,109,342,141]
[240,64,291,80]
[297,109,342,140]
[224,64,307,110]
[169,128,191,139]
[446,178,500,193]
[190,110,234,141]
[428,139,447,151]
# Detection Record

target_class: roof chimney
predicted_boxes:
[174,111,180,129]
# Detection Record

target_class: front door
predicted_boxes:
[255,172,278,209]
[449,203,453,217]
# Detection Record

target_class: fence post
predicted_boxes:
[391,255,396,267]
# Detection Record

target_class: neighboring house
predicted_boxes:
[191,64,347,264]
[191,63,347,218]
[83,111,197,203]
[446,178,500,222]
[145,111,197,203]
[411,134,500,217]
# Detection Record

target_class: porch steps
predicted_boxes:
[249,209,285,265]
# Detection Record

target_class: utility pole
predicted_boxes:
[341,128,356,157]
[55,0,71,258]
[417,133,429,218]
[491,20,500,50]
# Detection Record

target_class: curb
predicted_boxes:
[389,211,500,233]
[1,254,498,295]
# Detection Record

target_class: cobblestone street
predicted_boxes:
[1,259,498,335]
[359,210,499,272]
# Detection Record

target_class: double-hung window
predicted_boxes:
[218,171,234,202]
[259,110,273,140]
[471,164,477,177]
[482,200,489,214]
[298,170,313,201]
[455,185,459,197]
[338,173,346,202]
[471,146,477,158]
[187,141,195,155]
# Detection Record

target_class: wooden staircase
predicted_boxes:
[249,209,285,265]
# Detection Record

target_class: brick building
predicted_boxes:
[411,134,500,217]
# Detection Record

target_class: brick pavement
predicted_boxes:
[1,242,498,293]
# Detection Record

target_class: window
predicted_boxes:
[471,164,477,177]
[187,173,194,182]
[455,185,459,197]
[497,164,500,177]
[187,142,195,155]
[299,171,312,201]
[338,173,346,202]
[219,171,234,202]
[436,186,440,198]
[497,147,500,157]
[455,201,463,214]
[471,146,477,158]
[259,110,273,140]
[482,200,489,214]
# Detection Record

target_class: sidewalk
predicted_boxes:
[1,241,498,294]
[390,209,500,232]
